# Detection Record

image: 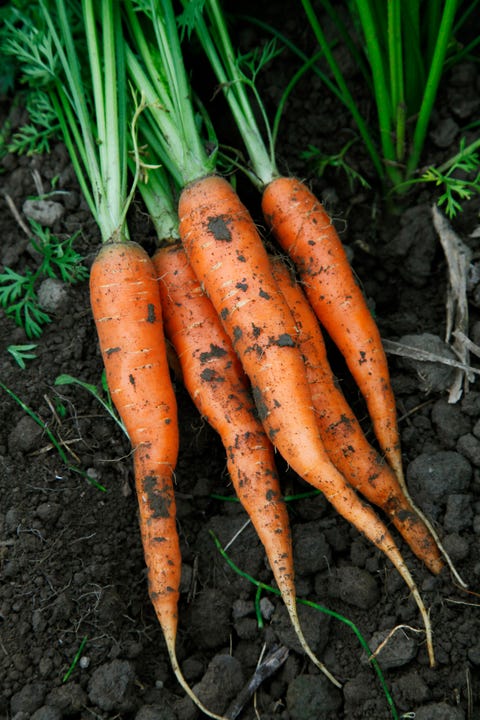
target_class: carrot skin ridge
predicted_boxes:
[270,255,444,576]
[177,176,435,668]
[261,176,403,482]
[89,240,180,647]
[153,242,340,685]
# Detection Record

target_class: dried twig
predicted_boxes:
[4,193,31,237]
[224,644,289,720]
[382,338,480,376]
[432,204,472,401]
[452,329,480,361]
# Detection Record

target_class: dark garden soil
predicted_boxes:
[1,6,480,720]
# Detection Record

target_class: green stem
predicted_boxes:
[133,140,180,242]
[300,0,386,182]
[37,0,131,242]
[50,91,97,221]
[402,0,424,113]
[388,0,406,161]
[406,0,458,179]
[353,0,402,185]
[62,636,88,682]
[437,136,480,174]
[189,0,278,187]
[124,0,213,186]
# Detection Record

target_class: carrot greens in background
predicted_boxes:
[408,134,480,217]
[245,0,480,206]
[303,0,480,188]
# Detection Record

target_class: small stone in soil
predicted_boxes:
[10,683,46,716]
[292,521,331,575]
[22,199,64,227]
[45,682,87,714]
[8,416,44,456]
[135,704,177,720]
[432,398,472,449]
[286,673,342,720]
[413,701,465,719]
[30,706,62,720]
[87,659,136,713]
[441,533,470,563]
[391,670,432,709]
[175,654,243,720]
[362,628,418,670]
[37,278,68,313]
[35,502,61,525]
[327,566,379,610]
[456,433,480,466]
[407,451,472,518]
[444,494,473,532]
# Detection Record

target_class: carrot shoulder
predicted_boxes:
[153,242,339,685]
[179,175,435,665]
[89,240,180,657]
[262,177,403,484]
[270,256,444,575]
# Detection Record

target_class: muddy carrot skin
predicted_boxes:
[270,256,444,575]
[153,242,339,684]
[262,177,403,484]
[178,175,435,665]
[89,240,180,657]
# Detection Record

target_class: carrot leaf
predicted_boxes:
[55,373,127,437]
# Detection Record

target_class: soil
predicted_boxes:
[1,6,480,720]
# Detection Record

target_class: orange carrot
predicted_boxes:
[262,177,403,485]
[90,241,179,629]
[153,242,339,685]
[179,175,435,665]
[90,240,220,713]
[270,255,444,575]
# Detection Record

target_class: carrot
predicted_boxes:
[269,255,444,574]
[90,241,179,621]
[179,174,435,666]
[90,240,222,716]
[153,242,340,686]
[262,179,466,589]
[262,177,403,483]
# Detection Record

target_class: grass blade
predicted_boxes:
[210,531,399,720]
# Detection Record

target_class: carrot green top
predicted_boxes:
[124,0,217,189]
[3,0,135,244]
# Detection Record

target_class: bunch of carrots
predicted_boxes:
[4,1,464,717]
